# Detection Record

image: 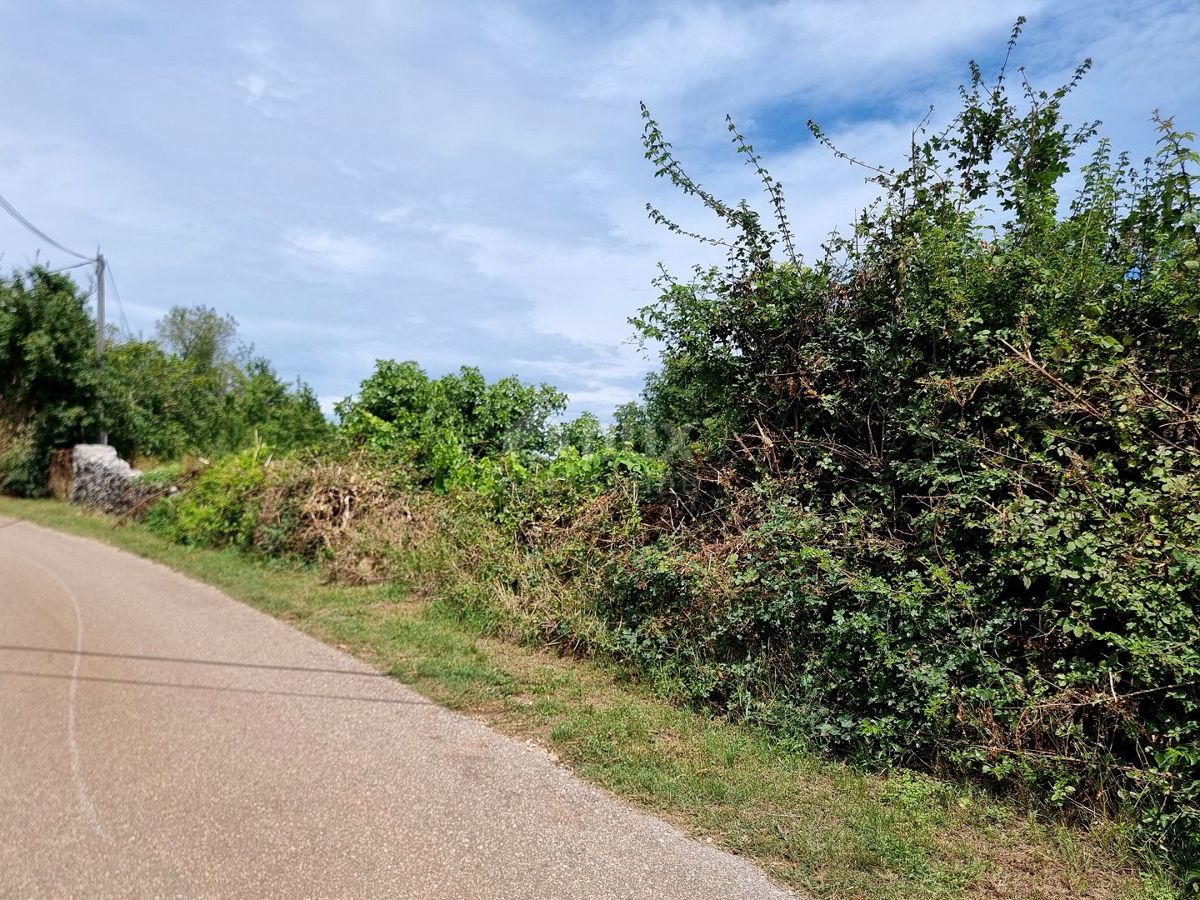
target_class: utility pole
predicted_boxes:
[95,251,107,445]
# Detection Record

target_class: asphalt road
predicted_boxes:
[0,516,793,899]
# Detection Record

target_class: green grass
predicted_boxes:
[0,496,1175,900]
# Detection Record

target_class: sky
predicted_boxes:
[1,0,1197,419]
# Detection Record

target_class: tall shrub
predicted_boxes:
[627,24,1200,878]
[0,267,99,492]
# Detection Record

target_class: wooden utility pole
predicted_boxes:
[96,251,107,445]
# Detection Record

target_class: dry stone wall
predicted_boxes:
[69,444,154,516]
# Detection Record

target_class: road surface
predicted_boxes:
[0,516,792,899]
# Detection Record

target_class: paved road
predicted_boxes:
[0,516,792,899]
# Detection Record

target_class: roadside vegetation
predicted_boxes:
[2,23,1196,895]
[0,495,1170,899]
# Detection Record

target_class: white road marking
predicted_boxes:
[22,552,107,839]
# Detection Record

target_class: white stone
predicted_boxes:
[70,444,150,515]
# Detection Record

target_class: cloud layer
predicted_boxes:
[0,0,1196,417]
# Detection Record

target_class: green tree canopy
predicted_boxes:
[155,304,241,371]
[0,267,99,491]
[337,360,566,485]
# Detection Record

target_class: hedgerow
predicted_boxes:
[619,23,1200,883]
[134,23,1199,888]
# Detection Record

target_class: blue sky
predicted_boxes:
[1,0,1197,418]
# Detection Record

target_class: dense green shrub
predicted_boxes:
[336,360,567,488]
[620,29,1200,882]
[0,419,42,496]
[453,445,665,527]
[0,267,101,492]
[146,447,270,547]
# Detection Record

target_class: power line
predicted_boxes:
[0,189,133,336]
[0,187,125,446]
[0,190,95,262]
[42,260,94,276]
[104,258,132,338]
[19,252,125,335]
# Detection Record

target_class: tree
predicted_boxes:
[0,267,99,492]
[155,305,240,370]
[102,341,330,460]
[337,360,566,484]
[102,338,192,461]
[230,358,330,451]
[555,411,605,454]
[0,276,329,477]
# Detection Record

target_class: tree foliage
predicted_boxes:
[0,283,329,490]
[336,360,567,488]
[104,310,329,461]
[155,304,240,371]
[0,268,99,492]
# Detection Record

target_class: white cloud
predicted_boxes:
[375,205,415,224]
[233,38,313,117]
[584,0,1036,111]
[432,221,649,346]
[332,159,364,180]
[283,229,378,274]
[0,0,1193,418]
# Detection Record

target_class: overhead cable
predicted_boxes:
[0,190,95,262]
[43,260,94,276]
[104,259,133,337]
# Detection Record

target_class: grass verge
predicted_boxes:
[0,496,1175,900]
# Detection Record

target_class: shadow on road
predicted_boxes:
[0,645,431,706]
[0,667,432,705]
[0,644,394,677]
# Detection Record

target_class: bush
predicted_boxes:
[0,267,101,494]
[628,29,1200,882]
[146,448,270,547]
[0,420,43,497]
[336,360,566,488]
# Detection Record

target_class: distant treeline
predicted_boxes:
[0,278,329,492]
